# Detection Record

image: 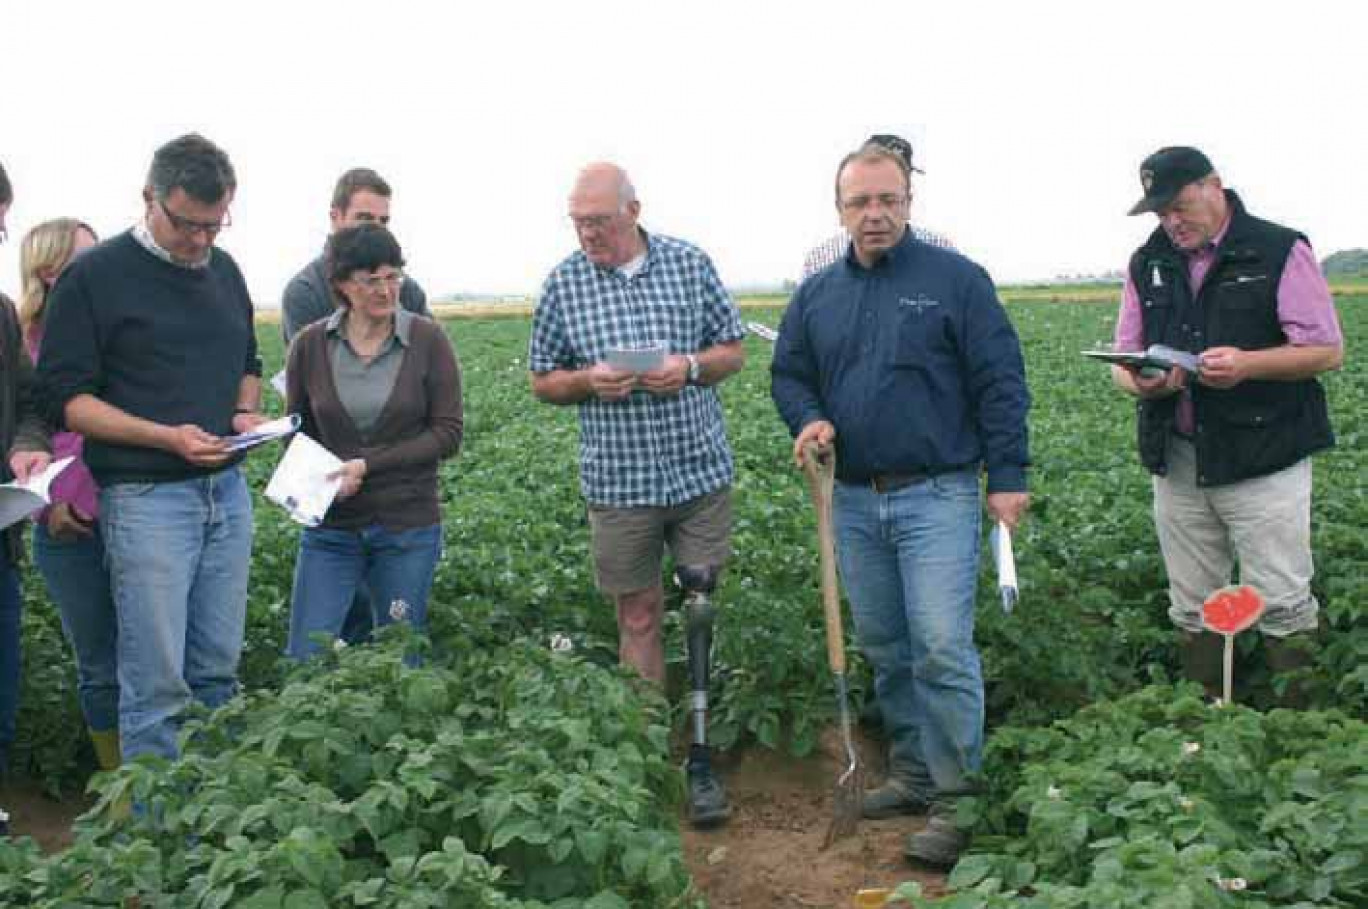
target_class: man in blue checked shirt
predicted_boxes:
[529,162,745,828]
[772,142,1030,868]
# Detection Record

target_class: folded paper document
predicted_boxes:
[0,457,74,531]
[264,433,343,527]
[605,343,666,373]
[223,414,301,453]
[990,521,1018,615]
[1082,344,1200,374]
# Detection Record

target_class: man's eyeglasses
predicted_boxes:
[159,199,231,236]
[570,214,616,231]
[351,271,405,291]
[839,194,910,213]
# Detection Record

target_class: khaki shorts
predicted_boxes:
[587,487,733,595]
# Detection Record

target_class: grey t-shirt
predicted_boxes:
[323,307,415,436]
[281,253,430,343]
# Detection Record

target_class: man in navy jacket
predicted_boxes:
[772,142,1029,868]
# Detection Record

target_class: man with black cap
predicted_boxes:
[799,134,955,280]
[1111,146,1343,705]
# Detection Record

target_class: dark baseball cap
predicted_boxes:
[1128,146,1214,215]
[866,133,925,174]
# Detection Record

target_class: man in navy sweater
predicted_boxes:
[772,142,1030,868]
[38,134,265,762]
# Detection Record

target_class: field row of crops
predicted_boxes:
[3,293,1364,906]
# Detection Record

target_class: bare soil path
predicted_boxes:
[681,727,947,908]
[2,778,91,853]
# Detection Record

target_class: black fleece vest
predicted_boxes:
[1128,190,1334,486]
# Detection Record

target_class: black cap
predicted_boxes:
[1128,146,1214,215]
[866,134,924,174]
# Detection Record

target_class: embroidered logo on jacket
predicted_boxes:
[899,294,940,313]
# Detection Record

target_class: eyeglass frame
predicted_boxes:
[158,198,232,236]
[838,193,912,214]
[348,270,406,291]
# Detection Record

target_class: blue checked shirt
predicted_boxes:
[530,231,745,507]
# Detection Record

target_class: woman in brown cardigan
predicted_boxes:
[284,224,462,660]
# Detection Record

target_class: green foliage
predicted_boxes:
[938,684,1368,907]
[0,631,701,907]
[7,293,1364,904]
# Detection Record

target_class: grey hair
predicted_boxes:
[146,133,236,204]
[617,172,637,210]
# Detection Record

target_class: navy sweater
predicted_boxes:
[38,231,261,485]
[771,232,1030,492]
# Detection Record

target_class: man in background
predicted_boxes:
[282,167,430,342]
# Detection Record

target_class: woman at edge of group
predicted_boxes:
[284,223,463,661]
[18,218,121,772]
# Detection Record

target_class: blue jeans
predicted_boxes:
[100,467,253,761]
[832,470,984,800]
[339,587,376,645]
[0,546,21,767]
[33,524,120,732]
[286,523,442,661]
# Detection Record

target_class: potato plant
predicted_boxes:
[4,293,1363,907]
[0,630,700,907]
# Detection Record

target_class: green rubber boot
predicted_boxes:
[89,728,122,772]
[1263,630,1318,709]
[1178,629,1224,701]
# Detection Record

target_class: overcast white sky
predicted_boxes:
[2,0,1364,306]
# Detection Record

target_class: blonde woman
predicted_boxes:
[19,218,120,771]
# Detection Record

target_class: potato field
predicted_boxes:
[2,290,1364,907]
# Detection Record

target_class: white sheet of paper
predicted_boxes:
[264,433,343,527]
[0,456,75,531]
[269,370,288,399]
[990,521,1018,614]
[223,414,301,453]
[605,343,666,373]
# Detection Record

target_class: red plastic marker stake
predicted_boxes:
[1201,585,1265,704]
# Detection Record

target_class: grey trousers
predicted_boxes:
[1153,438,1319,637]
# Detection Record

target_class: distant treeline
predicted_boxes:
[1323,248,1368,277]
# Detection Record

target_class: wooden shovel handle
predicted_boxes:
[801,443,845,674]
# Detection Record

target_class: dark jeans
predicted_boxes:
[286,523,441,660]
[33,524,119,732]
[0,546,21,768]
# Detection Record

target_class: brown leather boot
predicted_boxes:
[1178,629,1225,701]
[1263,631,1318,709]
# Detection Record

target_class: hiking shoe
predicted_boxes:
[687,768,731,828]
[905,811,969,869]
[862,779,931,819]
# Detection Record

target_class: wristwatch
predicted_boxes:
[686,354,701,385]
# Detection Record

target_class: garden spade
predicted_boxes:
[800,442,865,847]
[1201,585,1265,704]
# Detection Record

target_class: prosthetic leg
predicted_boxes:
[675,564,730,827]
